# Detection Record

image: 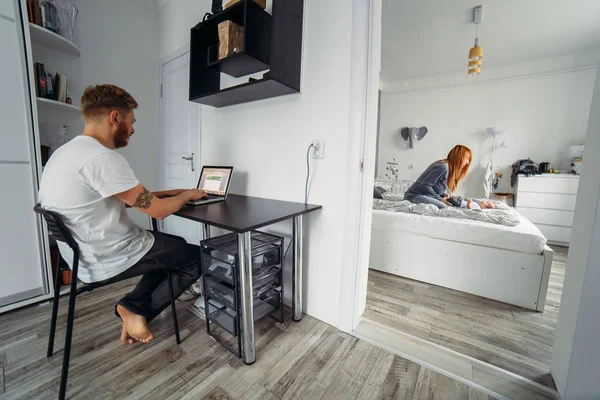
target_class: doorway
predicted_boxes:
[158,51,202,244]
[346,0,598,398]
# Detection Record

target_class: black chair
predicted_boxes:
[33,204,181,400]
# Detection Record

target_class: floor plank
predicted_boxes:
[355,351,421,400]
[319,339,381,399]
[413,367,469,400]
[365,245,567,389]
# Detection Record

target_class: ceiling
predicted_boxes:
[381,0,600,82]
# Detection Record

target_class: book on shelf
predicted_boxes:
[29,0,43,27]
[40,1,59,33]
[34,62,47,98]
[33,64,39,97]
[56,73,67,103]
[27,0,34,23]
[46,73,54,99]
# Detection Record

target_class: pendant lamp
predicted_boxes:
[468,6,483,76]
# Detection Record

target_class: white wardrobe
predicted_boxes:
[0,0,51,311]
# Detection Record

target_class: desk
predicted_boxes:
[156,194,321,364]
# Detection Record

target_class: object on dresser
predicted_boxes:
[40,1,60,33]
[570,158,583,175]
[218,21,244,60]
[539,162,550,173]
[225,0,267,9]
[510,158,539,187]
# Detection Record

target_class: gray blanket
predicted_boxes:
[373,199,521,227]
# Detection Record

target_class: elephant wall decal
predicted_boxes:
[400,127,428,149]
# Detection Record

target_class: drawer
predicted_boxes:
[207,302,238,335]
[516,192,577,211]
[206,289,281,337]
[253,265,280,288]
[518,176,579,194]
[206,279,236,309]
[537,224,571,244]
[518,207,574,228]
[201,244,282,285]
[202,250,235,284]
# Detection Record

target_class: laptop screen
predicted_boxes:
[197,167,233,196]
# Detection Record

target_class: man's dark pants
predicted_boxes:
[115,231,201,322]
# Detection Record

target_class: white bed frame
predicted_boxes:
[369,229,554,311]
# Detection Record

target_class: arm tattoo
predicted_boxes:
[133,187,154,209]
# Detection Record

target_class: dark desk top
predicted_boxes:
[175,194,322,233]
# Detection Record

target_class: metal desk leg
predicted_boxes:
[292,215,303,322]
[203,224,211,240]
[238,231,255,365]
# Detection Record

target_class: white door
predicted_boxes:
[159,53,201,244]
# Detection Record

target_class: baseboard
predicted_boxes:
[353,318,561,400]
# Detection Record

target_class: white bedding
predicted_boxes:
[371,208,547,255]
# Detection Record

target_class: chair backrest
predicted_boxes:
[34,204,80,253]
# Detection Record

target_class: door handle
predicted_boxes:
[181,153,195,172]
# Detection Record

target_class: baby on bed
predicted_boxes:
[444,195,496,210]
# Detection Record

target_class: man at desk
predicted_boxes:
[38,84,207,344]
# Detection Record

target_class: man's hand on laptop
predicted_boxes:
[186,189,208,201]
[116,185,209,220]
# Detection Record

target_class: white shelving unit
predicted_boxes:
[28,22,81,56]
[37,97,81,113]
[26,4,82,307]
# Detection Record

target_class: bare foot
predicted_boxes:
[117,305,155,344]
[120,324,137,344]
[466,198,473,209]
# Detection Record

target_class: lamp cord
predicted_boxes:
[284,143,315,261]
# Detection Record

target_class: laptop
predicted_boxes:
[187,166,234,206]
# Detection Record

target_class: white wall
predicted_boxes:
[159,0,356,326]
[552,67,600,400]
[378,68,597,197]
[72,0,159,227]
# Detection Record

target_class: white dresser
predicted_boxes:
[515,174,580,245]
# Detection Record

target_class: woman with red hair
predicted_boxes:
[404,145,472,209]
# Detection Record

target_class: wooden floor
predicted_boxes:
[0,278,499,400]
[365,245,567,389]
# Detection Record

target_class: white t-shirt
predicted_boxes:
[38,136,155,283]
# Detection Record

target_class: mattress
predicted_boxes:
[371,209,547,255]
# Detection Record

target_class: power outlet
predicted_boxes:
[312,140,325,159]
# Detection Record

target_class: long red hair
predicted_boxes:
[445,145,472,193]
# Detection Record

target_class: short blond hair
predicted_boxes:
[80,84,138,123]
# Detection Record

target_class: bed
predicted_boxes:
[369,202,554,311]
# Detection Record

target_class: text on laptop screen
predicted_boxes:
[198,168,232,195]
